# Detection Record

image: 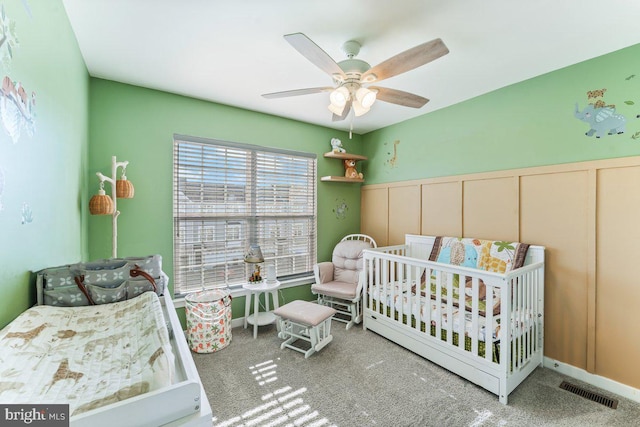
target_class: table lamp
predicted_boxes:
[244,244,264,283]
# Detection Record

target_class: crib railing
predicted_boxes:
[362,245,545,373]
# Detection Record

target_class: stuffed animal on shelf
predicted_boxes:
[344,159,363,179]
[331,138,346,153]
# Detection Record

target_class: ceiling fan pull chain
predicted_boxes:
[349,118,353,139]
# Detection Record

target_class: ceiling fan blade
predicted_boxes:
[284,33,346,80]
[262,87,333,99]
[332,100,352,121]
[362,38,449,83]
[371,86,429,108]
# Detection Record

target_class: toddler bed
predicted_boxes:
[0,257,212,426]
[362,235,545,404]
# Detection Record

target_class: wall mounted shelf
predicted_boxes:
[323,152,368,161]
[320,176,364,183]
[321,151,367,183]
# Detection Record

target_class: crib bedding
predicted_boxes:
[370,281,532,343]
[0,292,174,417]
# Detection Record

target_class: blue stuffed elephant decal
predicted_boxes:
[574,103,626,138]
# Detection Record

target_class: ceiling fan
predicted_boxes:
[262,33,449,121]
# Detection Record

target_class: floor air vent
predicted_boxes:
[559,381,618,409]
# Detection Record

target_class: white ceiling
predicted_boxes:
[62,0,640,135]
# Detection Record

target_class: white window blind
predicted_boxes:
[173,135,317,295]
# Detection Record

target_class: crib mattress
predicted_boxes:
[370,284,531,343]
[0,292,175,417]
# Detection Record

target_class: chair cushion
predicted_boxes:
[274,300,336,326]
[311,281,359,299]
[332,240,373,284]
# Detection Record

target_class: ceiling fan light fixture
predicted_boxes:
[328,102,345,116]
[329,86,349,107]
[352,99,370,117]
[356,87,377,109]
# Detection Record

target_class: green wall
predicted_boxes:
[4,3,639,331]
[88,79,364,309]
[0,1,89,328]
[362,43,640,183]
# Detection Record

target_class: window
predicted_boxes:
[173,135,317,295]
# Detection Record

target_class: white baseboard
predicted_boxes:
[231,318,245,329]
[544,356,640,403]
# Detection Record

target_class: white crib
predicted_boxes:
[362,234,545,404]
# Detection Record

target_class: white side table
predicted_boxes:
[243,280,280,339]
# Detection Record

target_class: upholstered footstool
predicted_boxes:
[273,300,337,358]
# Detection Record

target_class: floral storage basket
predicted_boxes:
[185,289,232,353]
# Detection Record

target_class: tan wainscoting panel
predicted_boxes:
[361,187,389,247]
[388,185,421,245]
[596,166,640,388]
[421,181,462,237]
[462,177,518,241]
[360,156,640,391]
[520,171,590,370]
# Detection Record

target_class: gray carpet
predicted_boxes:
[192,322,640,427]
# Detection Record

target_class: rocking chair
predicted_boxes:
[311,234,377,329]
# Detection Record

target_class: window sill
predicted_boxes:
[172,275,314,309]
